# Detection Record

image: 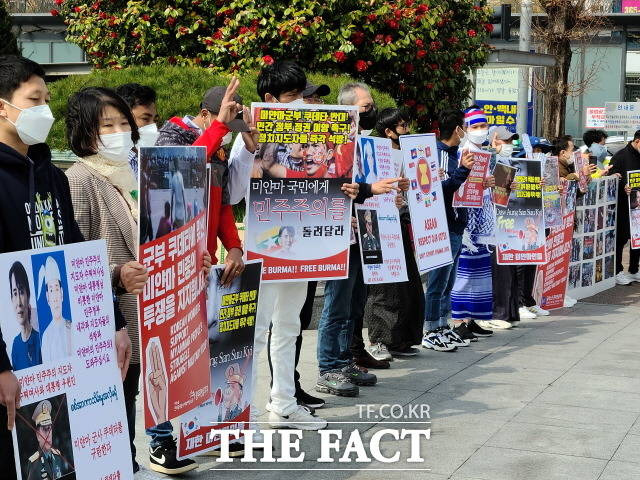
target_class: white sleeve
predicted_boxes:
[228,134,256,205]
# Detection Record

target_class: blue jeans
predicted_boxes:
[424,232,463,332]
[317,247,365,373]
[146,422,173,448]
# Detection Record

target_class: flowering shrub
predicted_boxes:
[55,0,491,129]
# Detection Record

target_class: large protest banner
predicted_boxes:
[604,102,640,131]
[246,103,356,282]
[400,134,452,273]
[568,177,618,299]
[542,155,562,229]
[138,146,211,428]
[629,170,640,249]
[354,136,407,284]
[496,159,547,265]
[0,240,132,480]
[177,260,261,459]
[452,151,491,208]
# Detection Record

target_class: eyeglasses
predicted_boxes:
[396,122,410,130]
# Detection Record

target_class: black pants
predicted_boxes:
[616,221,640,274]
[268,281,317,396]
[492,252,520,322]
[518,265,537,308]
[123,363,141,473]
[0,406,16,480]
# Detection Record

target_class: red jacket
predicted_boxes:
[156,117,242,261]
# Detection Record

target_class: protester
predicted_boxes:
[0,55,131,480]
[607,130,640,285]
[580,129,608,169]
[364,108,423,361]
[302,83,330,104]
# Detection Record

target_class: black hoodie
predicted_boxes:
[0,142,84,372]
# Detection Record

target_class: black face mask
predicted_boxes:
[359,106,378,130]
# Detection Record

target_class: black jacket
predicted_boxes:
[609,143,640,210]
[0,143,126,373]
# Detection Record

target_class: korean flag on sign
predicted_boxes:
[182,416,200,437]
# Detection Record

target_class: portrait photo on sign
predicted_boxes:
[595,258,603,283]
[583,235,595,260]
[569,264,581,289]
[605,229,616,254]
[355,137,378,184]
[597,206,605,231]
[574,210,584,234]
[586,182,597,206]
[583,208,596,234]
[596,232,604,257]
[582,262,594,287]
[139,146,208,242]
[357,209,383,265]
[2,258,42,371]
[606,204,616,228]
[30,251,72,363]
[605,255,615,279]
[15,393,75,480]
[571,238,582,263]
[606,178,618,202]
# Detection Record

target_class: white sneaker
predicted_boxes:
[479,319,512,330]
[518,307,537,319]
[563,295,577,307]
[268,405,327,430]
[368,342,392,361]
[528,305,550,316]
[616,272,632,285]
[628,272,640,282]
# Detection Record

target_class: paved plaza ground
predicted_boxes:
[135,282,640,479]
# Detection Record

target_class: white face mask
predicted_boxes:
[137,123,159,148]
[498,144,514,157]
[98,132,134,163]
[221,131,233,146]
[1,100,55,145]
[467,128,489,146]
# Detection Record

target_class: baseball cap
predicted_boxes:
[530,136,553,153]
[302,83,331,98]
[201,86,249,132]
[489,125,519,141]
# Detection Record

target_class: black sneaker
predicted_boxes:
[342,362,377,386]
[149,439,198,474]
[209,442,245,457]
[467,320,493,337]
[296,389,326,409]
[316,370,359,396]
[441,326,471,347]
[452,323,478,343]
[389,345,420,356]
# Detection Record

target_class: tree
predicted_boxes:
[54,0,492,130]
[534,0,608,139]
[0,0,20,55]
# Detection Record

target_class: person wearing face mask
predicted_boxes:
[607,130,640,285]
[580,129,609,171]
[0,56,131,480]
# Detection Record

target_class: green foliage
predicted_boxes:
[54,0,491,129]
[0,0,20,55]
[47,65,396,150]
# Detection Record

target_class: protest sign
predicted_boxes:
[246,103,356,282]
[574,151,589,193]
[628,170,640,249]
[138,146,211,428]
[452,151,491,208]
[496,159,547,264]
[400,134,452,273]
[492,162,516,207]
[604,102,640,131]
[622,0,640,12]
[0,240,132,480]
[355,137,408,284]
[568,177,618,299]
[177,260,262,459]
[585,107,606,128]
[543,155,562,229]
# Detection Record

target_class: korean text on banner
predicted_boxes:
[0,240,132,480]
[246,103,356,282]
[585,107,605,128]
[138,146,211,429]
[177,260,262,459]
[492,162,516,207]
[604,102,640,131]
[628,170,640,249]
[543,155,562,229]
[496,159,547,265]
[400,134,453,273]
[355,137,408,284]
[452,151,491,208]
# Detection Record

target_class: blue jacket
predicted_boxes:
[437,141,470,235]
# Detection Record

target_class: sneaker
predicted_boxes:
[342,362,377,386]
[149,439,198,475]
[368,342,393,361]
[135,466,164,479]
[207,442,245,457]
[441,326,471,347]
[451,323,477,343]
[354,351,391,369]
[266,401,315,415]
[421,330,457,352]
[268,405,328,430]
[477,320,512,330]
[628,272,640,282]
[315,370,359,397]
[616,272,632,285]
[518,306,537,319]
[529,305,550,316]
[563,295,577,307]
[296,389,326,409]
[388,345,420,356]
[467,320,493,337]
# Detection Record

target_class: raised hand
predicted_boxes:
[216,76,243,126]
